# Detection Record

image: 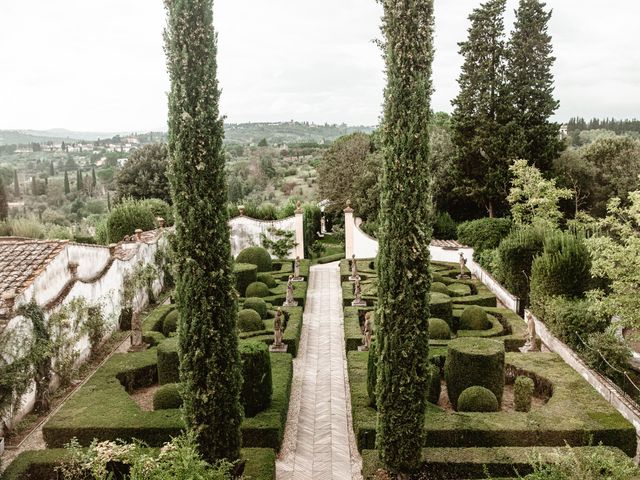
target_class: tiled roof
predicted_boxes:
[0,238,67,316]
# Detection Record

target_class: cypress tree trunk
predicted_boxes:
[376,0,434,475]
[164,0,243,463]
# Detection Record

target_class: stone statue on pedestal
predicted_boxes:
[292,256,303,282]
[352,278,367,307]
[269,308,288,353]
[523,310,540,352]
[320,216,327,235]
[457,252,469,279]
[349,254,361,281]
[128,311,148,352]
[283,275,298,307]
[360,311,373,351]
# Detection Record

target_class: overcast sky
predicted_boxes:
[0,1,638,132]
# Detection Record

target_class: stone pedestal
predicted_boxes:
[357,345,369,352]
[269,343,288,353]
[349,275,361,282]
[283,300,298,307]
[351,300,367,307]
[291,276,304,283]
[457,273,471,280]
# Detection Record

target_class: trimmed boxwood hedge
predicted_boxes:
[244,297,269,319]
[428,318,451,340]
[153,383,183,410]
[457,386,500,412]
[427,364,441,405]
[429,292,453,323]
[240,341,273,417]
[42,349,293,451]
[445,338,505,410]
[238,309,265,333]
[237,246,272,272]
[234,263,258,297]
[142,304,176,334]
[162,310,179,337]
[238,306,304,357]
[367,339,377,407]
[514,376,534,413]
[157,337,179,385]
[246,281,271,298]
[459,306,489,331]
[257,272,278,288]
[431,282,450,295]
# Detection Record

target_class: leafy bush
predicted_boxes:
[243,297,268,319]
[514,376,534,412]
[457,218,512,253]
[96,198,156,244]
[237,246,273,272]
[153,383,183,410]
[238,309,265,333]
[538,297,608,350]
[239,342,273,417]
[459,306,489,331]
[444,338,505,410]
[245,282,271,298]
[426,364,441,405]
[367,340,377,407]
[495,226,546,306]
[162,310,179,337]
[428,318,451,340]
[140,198,174,225]
[257,272,277,288]
[433,212,457,240]
[457,386,500,412]
[430,282,449,295]
[234,263,258,297]
[475,247,500,274]
[157,337,179,385]
[582,332,632,386]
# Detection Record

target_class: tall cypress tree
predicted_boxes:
[76,170,83,192]
[32,176,37,196]
[376,0,434,475]
[165,0,242,463]
[64,170,70,195]
[49,161,55,177]
[0,177,8,221]
[13,170,19,196]
[503,0,562,172]
[451,0,509,217]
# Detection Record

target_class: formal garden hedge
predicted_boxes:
[42,348,293,451]
[1,447,276,480]
[234,262,258,296]
[236,246,273,273]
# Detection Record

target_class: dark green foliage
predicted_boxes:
[530,231,591,312]
[514,376,534,412]
[238,309,265,333]
[140,198,174,225]
[428,318,451,340]
[0,177,8,221]
[245,281,271,298]
[459,306,489,331]
[447,283,472,297]
[234,263,258,296]
[239,342,273,417]
[98,198,156,244]
[433,212,457,240]
[153,383,183,410]
[426,364,441,405]
[457,218,512,253]
[444,338,505,410]
[116,143,172,203]
[237,246,273,272]
[162,310,179,337]
[367,340,378,407]
[583,332,632,387]
[13,169,20,196]
[430,282,449,295]
[157,337,179,385]
[457,386,500,412]
[303,203,322,258]
[429,292,453,324]
[166,0,243,462]
[243,297,268,319]
[64,170,70,195]
[76,169,83,192]
[537,297,608,350]
[317,253,346,264]
[256,272,277,288]
[495,226,546,306]
[375,0,435,473]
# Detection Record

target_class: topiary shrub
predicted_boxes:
[459,306,489,331]
[367,339,378,407]
[457,218,512,253]
[97,198,156,244]
[153,383,183,410]
[429,292,452,323]
[256,272,277,288]
[430,282,449,295]
[162,310,179,337]
[457,386,500,412]
[236,246,272,272]
[427,364,441,405]
[234,263,258,297]
[444,338,505,410]
[140,198,174,226]
[428,318,451,340]
[447,283,472,297]
[239,341,272,417]
[245,281,271,298]
[243,297,268,319]
[157,337,179,385]
[514,376,534,412]
[237,309,265,333]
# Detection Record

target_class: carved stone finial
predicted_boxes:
[68,261,79,277]
[108,243,118,257]
[238,205,246,216]
[2,290,17,311]
[344,199,354,213]
[135,229,143,241]
[157,217,166,229]
[295,201,303,214]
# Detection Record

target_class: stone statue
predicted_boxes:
[284,275,298,307]
[320,215,327,235]
[458,252,469,279]
[361,311,373,351]
[352,278,367,307]
[292,256,303,282]
[349,254,360,281]
[523,310,540,352]
[274,308,284,347]
[128,311,147,352]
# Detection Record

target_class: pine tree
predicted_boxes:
[376,0,434,475]
[165,0,242,463]
[451,0,509,217]
[0,177,8,221]
[13,170,19,196]
[76,170,83,192]
[502,0,562,172]
[64,170,70,195]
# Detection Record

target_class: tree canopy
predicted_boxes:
[115,143,171,204]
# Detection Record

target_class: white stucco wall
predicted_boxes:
[352,218,379,259]
[229,215,298,259]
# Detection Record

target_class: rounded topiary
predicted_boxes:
[444,338,505,410]
[162,310,179,337]
[431,282,449,295]
[243,297,268,319]
[432,272,446,283]
[239,341,272,417]
[234,263,258,297]
[245,281,271,298]
[427,364,441,405]
[457,386,500,412]
[257,272,277,288]
[429,292,453,323]
[157,337,179,385]
[428,318,451,340]
[514,376,535,412]
[367,339,378,407]
[447,283,472,297]
[238,309,265,332]
[236,246,272,273]
[459,305,489,331]
[153,383,183,410]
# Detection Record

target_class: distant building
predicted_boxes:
[559,124,569,138]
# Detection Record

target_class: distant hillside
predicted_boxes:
[0,130,83,146]
[19,129,128,142]
[223,122,376,145]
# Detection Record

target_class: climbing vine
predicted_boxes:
[261,228,297,259]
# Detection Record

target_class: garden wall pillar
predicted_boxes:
[295,202,305,259]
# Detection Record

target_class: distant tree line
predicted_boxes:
[567,117,640,134]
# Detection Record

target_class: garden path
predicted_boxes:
[277,262,362,480]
